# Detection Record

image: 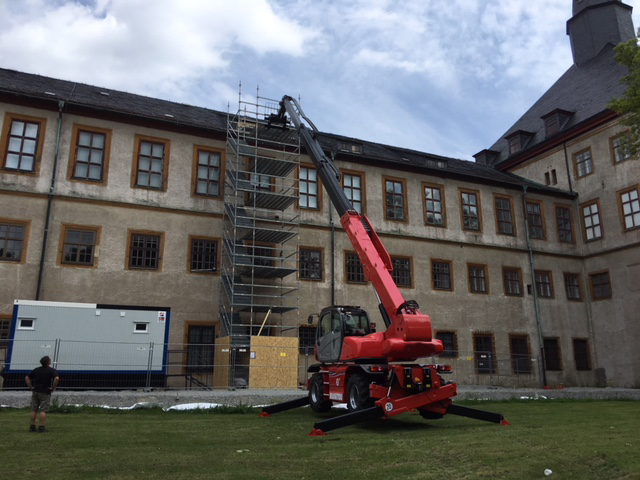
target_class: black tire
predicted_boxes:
[418,409,444,420]
[346,372,374,411]
[309,373,331,413]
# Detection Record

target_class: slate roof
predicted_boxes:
[313,132,571,196]
[0,68,228,132]
[486,43,627,166]
[0,67,572,197]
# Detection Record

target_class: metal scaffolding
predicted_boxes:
[220,94,300,358]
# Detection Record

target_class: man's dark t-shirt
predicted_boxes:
[28,366,58,394]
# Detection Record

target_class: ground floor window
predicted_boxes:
[0,315,10,347]
[573,338,591,371]
[509,335,531,374]
[473,333,496,374]
[436,331,458,357]
[298,325,317,354]
[186,325,215,373]
[543,338,562,371]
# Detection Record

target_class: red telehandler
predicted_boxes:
[260,96,508,435]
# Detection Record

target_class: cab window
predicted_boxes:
[319,312,332,337]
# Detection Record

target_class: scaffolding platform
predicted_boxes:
[220,94,301,367]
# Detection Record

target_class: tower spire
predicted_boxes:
[567,0,634,65]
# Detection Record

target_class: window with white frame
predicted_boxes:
[619,187,640,230]
[582,201,602,241]
[299,166,319,209]
[18,318,35,330]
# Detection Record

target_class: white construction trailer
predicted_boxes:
[2,300,171,389]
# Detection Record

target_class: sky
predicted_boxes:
[0,0,638,160]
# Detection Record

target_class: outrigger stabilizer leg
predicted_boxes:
[446,404,511,425]
[308,406,385,436]
[259,397,509,432]
[307,403,509,436]
[259,396,310,417]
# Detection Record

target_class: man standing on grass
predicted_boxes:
[25,356,59,433]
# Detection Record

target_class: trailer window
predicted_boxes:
[18,318,35,330]
[133,322,149,333]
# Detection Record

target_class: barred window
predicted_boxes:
[190,238,218,273]
[510,335,531,374]
[474,333,496,374]
[186,325,214,373]
[346,252,366,284]
[0,315,10,347]
[391,256,412,288]
[436,331,458,357]
[298,325,317,354]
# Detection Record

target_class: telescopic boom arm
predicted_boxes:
[271,96,443,360]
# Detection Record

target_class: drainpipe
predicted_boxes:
[521,185,548,387]
[562,141,574,194]
[35,100,65,300]
[329,201,336,306]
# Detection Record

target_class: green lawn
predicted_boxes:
[1,400,639,480]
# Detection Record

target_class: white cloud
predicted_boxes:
[0,0,317,103]
[1,0,638,159]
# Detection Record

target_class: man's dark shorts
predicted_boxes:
[31,392,51,413]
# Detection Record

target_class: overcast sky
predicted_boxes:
[1,0,638,160]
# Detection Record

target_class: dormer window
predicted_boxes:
[541,109,573,138]
[505,130,534,155]
[424,158,447,169]
[473,149,499,165]
[338,142,362,154]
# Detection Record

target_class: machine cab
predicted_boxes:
[314,306,372,363]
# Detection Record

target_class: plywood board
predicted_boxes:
[213,336,231,388]
[249,336,299,389]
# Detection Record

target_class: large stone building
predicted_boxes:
[1,0,638,388]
